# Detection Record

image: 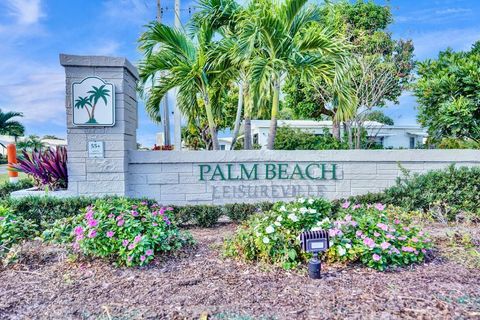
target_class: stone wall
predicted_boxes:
[127,150,480,205]
[60,54,138,197]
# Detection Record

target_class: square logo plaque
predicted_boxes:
[72,77,115,126]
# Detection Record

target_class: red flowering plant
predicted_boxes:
[321,202,432,270]
[73,198,193,266]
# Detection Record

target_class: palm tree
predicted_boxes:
[17,135,45,151]
[0,109,25,142]
[138,21,232,150]
[74,96,93,121]
[87,85,110,123]
[238,0,350,149]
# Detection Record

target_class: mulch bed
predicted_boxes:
[0,223,479,320]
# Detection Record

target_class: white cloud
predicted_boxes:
[87,40,121,56]
[4,0,44,25]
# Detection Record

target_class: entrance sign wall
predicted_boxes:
[59,54,480,205]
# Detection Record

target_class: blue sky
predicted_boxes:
[0,0,479,146]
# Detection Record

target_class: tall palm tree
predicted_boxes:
[238,0,351,149]
[87,85,110,123]
[138,21,232,150]
[0,109,25,141]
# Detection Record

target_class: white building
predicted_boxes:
[231,120,427,149]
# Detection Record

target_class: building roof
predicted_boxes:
[247,119,424,130]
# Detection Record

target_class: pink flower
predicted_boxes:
[345,215,352,222]
[356,230,363,237]
[128,244,135,250]
[140,255,146,262]
[374,232,381,237]
[88,219,98,228]
[127,256,133,262]
[419,231,424,236]
[375,203,385,211]
[402,246,415,252]
[372,254,381,261]
[106,231,115,238]
[152,222,158,227]
[350,221,358,227]
[145,249,153,256]
[421,249,427,254]
[88,229,97,238]
[341,201,350,209]
[141,218,146,222]
[132,205,138,209]
[108,214,114,219]
[134,235,142,244]
[76,234,84,241]
[363,237,376,248]
[329,228,342,237]
[386,234,395,240]
[74,226,84,236]
[376,223,388,231]
[140,201,147,205]
[0,216,5,221]
[152,211,158,217]
[159,208,166,215]
[117,219,125,227]
[131,210,139,217]
[353,204,361,209]
[394,219,401,224]
[72,242,80,250]
[398,236,407,241]
[167,207,173,211]
[412,237,419,243]
[403,227,410,231]
[122,240,129,247]
[380,242,391,250]
[116,215,123,221]
[85,210,94,220]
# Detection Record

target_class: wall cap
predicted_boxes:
[59,54,139,80]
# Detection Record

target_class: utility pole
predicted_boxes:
[157,0,171,146]
[173,0,182,150]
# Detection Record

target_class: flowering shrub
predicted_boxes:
[224,198,432,271]
[0,206,38,257]
[224,198,332,269]
[321,202,432,270]
[72,198,193,266]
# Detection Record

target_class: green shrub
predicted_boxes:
[41,215,84,244]
[0,206,38,257]
[0,179,34,199]
[224,198,333,269]
[223,202,274,222]
[1,196,96,228]
[324,203,431,270]
[73,198,193,266]
[344,165,480,221]
[225,198,431,271]
[171,205,223,227]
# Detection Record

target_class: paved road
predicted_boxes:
[0,164,8,174]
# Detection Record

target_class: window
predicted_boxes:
[409,137,415,149]
[253,134,259,144]
[220,145,226,150]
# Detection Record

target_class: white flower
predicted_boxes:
[292,208,298,212]
[308,208,316,214]
[274,221,281,227]
[280,205,287,212]
[345,243,352,249]
[311,226,322,231]
[263,237,270,244]
[298,197,305,203]
[317,218,330,227]
[338,246,346,256]
[265,225,275,234]
[288,213,299,222]
[276,216,283,222]
[255,232,261,237]
[308,198,314,204]
[299,207,308,214]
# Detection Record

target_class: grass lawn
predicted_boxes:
[0,172,28,184]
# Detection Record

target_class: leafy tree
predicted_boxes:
[16,135,45,151]
[364,110,394,125]
[138,21,234,150]
[414,42,480,144]
[0,109,25,141]
[274,126,348,150]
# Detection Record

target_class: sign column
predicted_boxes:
[60,54,139,197]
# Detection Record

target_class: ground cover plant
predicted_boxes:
[0,205,37,258]
[69,197,193,266]
[0,178,33,199]
[225,198,431,271]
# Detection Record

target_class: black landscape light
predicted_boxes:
[300,230,330,279]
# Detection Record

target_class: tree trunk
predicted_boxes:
[204,94,220,150]
[355,121,361,149]
[244,117,252,150]
[342,122,347,143]
[332,120,341,141]
[230,82,244,150]
[266,77,280,150]
[347,121,353,149]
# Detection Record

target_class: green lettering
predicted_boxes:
[240,164,258,180]
[278,163,288,179]
[321,163,337,180]
[290,164,305,180]
[265,163,276,180]
[227,164,239,180]
[306,163,320,180]
[210,165,226,181]
[199,164,211,181]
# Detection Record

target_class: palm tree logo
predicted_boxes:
[74,85,110,124]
